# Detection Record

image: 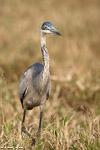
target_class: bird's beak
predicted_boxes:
[51,27,61,36]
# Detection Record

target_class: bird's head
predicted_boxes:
[41,22,61,36]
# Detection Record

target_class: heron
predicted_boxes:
[19,22,61,145]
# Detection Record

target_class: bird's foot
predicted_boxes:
[21,123,31,137]
[37,130,41,140]
[21,123,36,146]
[21,123,26,132]
[31,138,35,146]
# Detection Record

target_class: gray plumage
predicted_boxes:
[19,63,51,110]
[19,22,61,145]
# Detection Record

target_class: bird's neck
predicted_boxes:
[41,30,49,84]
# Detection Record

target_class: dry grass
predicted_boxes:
[0,0,100,149]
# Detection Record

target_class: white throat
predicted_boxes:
[40,29,46,47]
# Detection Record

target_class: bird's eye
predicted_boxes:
[44,26,48,30]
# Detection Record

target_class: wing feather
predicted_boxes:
[19,63,43,107]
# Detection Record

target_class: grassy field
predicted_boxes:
[0,0,100,149]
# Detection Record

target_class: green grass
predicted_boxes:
[0,0,100,149]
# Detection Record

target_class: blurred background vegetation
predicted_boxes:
[0,0,100,149]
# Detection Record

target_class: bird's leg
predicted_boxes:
[21,110,35,146]
[37,112,43,139]
[21,110,31,137]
